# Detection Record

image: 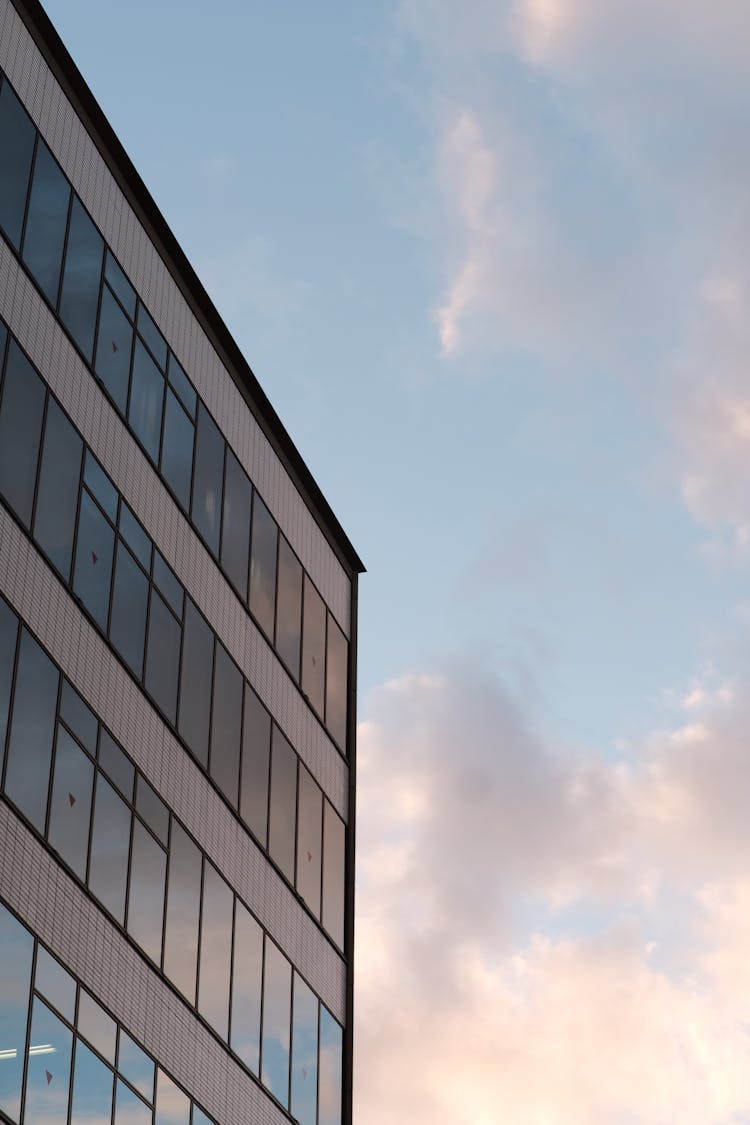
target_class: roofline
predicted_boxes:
[12,0,365,577]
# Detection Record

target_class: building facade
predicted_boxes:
[0,2,362,1124]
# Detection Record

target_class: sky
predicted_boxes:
[42,1,750,1121]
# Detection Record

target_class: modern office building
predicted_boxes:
[0,2,362,1123]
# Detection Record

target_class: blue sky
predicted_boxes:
[44,2,750,1120]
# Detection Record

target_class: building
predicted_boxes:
[0,1,362,1123]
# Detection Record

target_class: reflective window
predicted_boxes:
[118,1032,154,1102]
[114,1077,151,1125]
[276,537,302,680]
[268,728,297,883]
[88,775,131,923]
[98,730,134,802]
[177,601,213,768]
[197,864,232,1040]
[192,1110,214,1125]
[160,389,194,512]
[59,197,104,361]
[135,777,169,846]
[0,598,18,779]
[291,975,319,1125]
[326,618,348,750]
[70,1040,114,1125]
[155,1069,189,1125]
[261,941,291,1107]
[104,252,136,319]
[144,591,180,725]
[129,338,164,464]
[322,804,346,951]
[0,78,35,249]
[0,339,45,528]
[77,992,116,1064]
[127,820,166,965]
[191,405,224,556]
[152,553,183,620]
[301,579,326,719]
[83,451,118,522]
[136,305,167,371]
[163,823,201,1004]
[220,451,251,598]
[22,140,70,304]
[230,903,262,1075]
[48,726,94,880]
[34,947,76,1024]
[240,687,271,845]
[23,997,72,1122]
[297,767,322,917]
[209,644,242,808]
[249,495,277,640]
[59,681,98,757]
[95,284,133,412]
[318,1008,343,1125]
[33,398,83,580]
[73,491,116,631]
[109,543,149,678]
[118,505,151,571]
[166,354,196,419]
[5,628,59,832]
[0,902,33,1122]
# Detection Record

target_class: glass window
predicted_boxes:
[98,730,134,801]
[23,997,73,1123]
[240,687,271,846]
[95,284,133,413]
[83,452,118,523]
[118,504,151,571]
[291,974,318,1125]
[104,252,136,319]
[153,553,183,620]
[0,78,36,250]
[21,139,71,304]
[114,1078,151,1125]
[155,1069,190,1125]
[268,727,297,883]
[136,305,167,371]
[191,404,224,556]
[160,389,194,513]
[77,991,116,1064]
[261,941,291,1108]
[198,864,234,1040]
[326,618,348,750]
[192,1110,214,1125]
[135,777,169,845]
[163,823,201,1004]
[167,354,196,419]
[0,598,19,779]
[248,495,277,640]
[109,543,149,678]
[144,591,181,724]
[0,339,46,528]
[118,1033,154,1103]
[129,338,165,464]
[59,197,104,361]
[73,490,116,631]
[70,1040,114,1125]
[48,725,95,880]
[59,681,98,756]
[220,451,251,599]
[322,803,346,950]
[209,644,242,808]
[301,579,326,719]
[34,947,76,1023]
[4,628,59,832]
[177,601,214,768]
[33,397,83,580]
[296,767,322,917]
[0,901,33,1122]
[127,820,167,965]
[318,1008,343,1125]
[276,537,302,681]
[88,774,131,924]
[230,903,263,1075]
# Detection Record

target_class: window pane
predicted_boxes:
[248,495,277,639]
[326,618,348,750]
[59,197,104,361]
[163,823,201,1004]
[98,730,134,801]
[301,579,325,719]
[22,140,71,304]
[83,453,118,522]
[135,777,169,845]
[0,901,33,1122]
[322,803,346,950]
[209,644,242,808]
[297,767,322,917]
[192,1110,214,1125]
[48,725,95,880]
[109,543,149,678]
[128,338,164,464]
[114,1078,151,1125]
[70,1040,114,1125]
[177,601,213,768]
[95,284,133,413]
[261,941,291,1108]
[198,864,233,1040]
[220,451,251,598]
[144,592,181,724]
[160,389,193,512]
[231,903,262,1075]
[167,354,196,419]
[77,992,116,1064]
[118,504,151,571]
[239,687,271,845]
[34,398,83,581]
[73,491,116,631]
[4,628,59,832]
[118,1033,154,1103]
[88,774,131,923]
[291,975,318,1125]
[268,727,297,882]
[275,537,302,680]
[34,947,75,1024]
[0,598,19,780]
[318,1009,343,1125]
[136,305,167,370]
[155,1070,189,1125]
[23,997,73,1123]
[191,405,224,556]
[0,339,45,528]
[152,553,183,620]
[59,681,98,756]
[127,820,166,965]
[104,252,136,319]
[0,79,35,250]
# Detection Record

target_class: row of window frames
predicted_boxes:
[0,72,350,755]
[0,620,343,1121]
[0,325,346,946]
